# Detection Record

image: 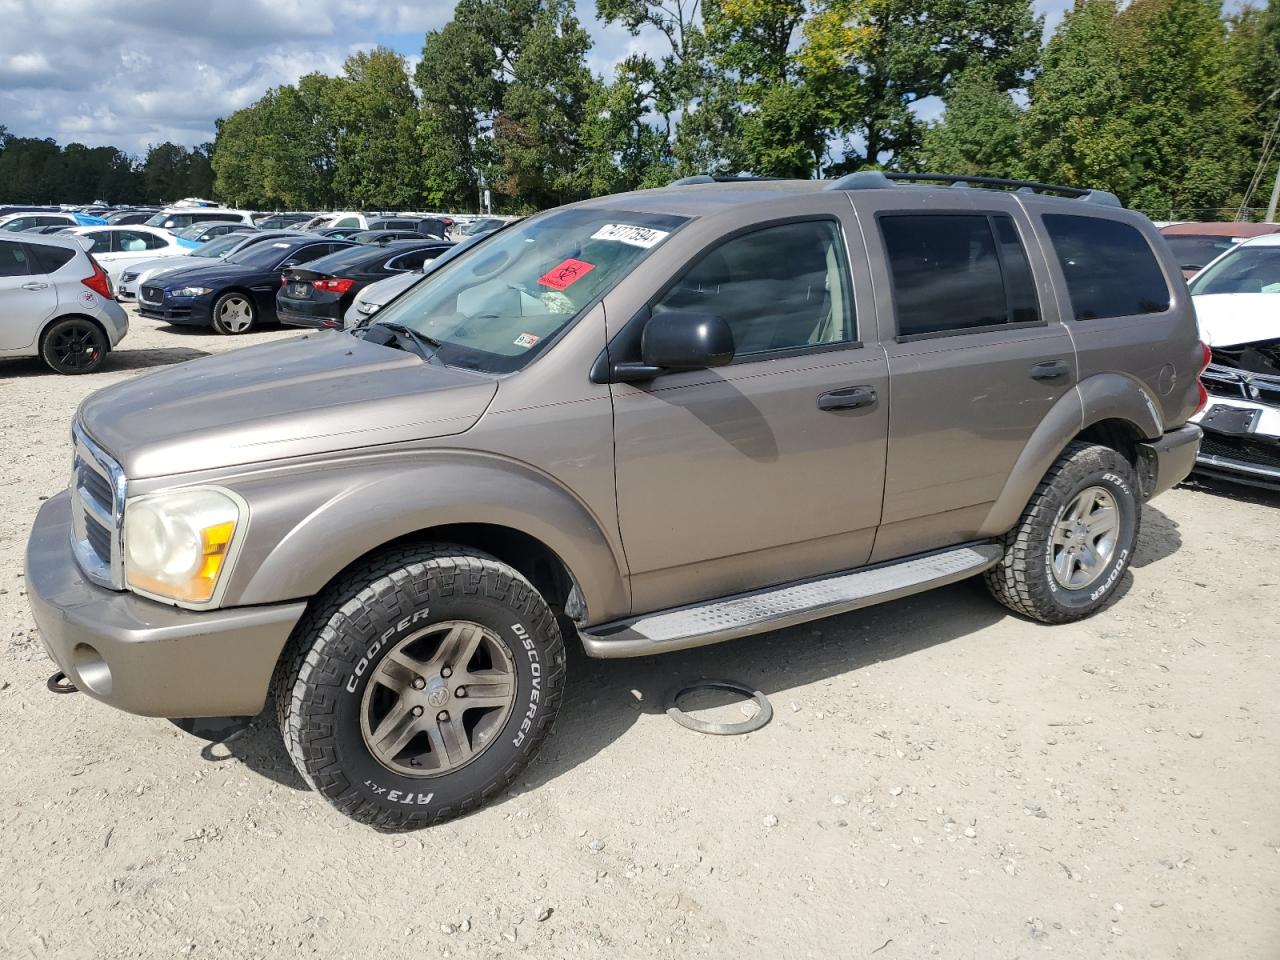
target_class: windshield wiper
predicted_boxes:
[378,322,444,363]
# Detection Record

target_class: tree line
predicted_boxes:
[4,0,1276,216]
[0,131,214,205]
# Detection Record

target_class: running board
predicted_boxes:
[579,543,1002,659]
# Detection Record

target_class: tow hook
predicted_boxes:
[46,671,79,695]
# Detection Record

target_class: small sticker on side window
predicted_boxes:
[590,224,670,248]
[538,258,595,290]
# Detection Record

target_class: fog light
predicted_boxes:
[71,643,112,696]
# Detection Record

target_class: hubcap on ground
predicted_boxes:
[359,620,517,778]
[52,324,100,369]
[219,297,253,333]
[1050,485,1120,590]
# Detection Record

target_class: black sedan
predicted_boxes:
[137,235,355,335]
[349,229,425,245]
[276,240,453,329]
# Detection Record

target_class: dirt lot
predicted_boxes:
[1,311,1277,959]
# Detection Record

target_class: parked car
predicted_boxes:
[0,211,107,232]
[364,216,422,232]
[1186,233,1280,488]
[26,173,1204,829]
[277,240,452,329]
[104,209,159,226]
[312,226,368,240]
[0,232,128,373]
[254,213,313,230]
[62,226,187,283]
[460,217,506,236]
[137,234,355,334]
[173,221,255,250]
[349,229,424,245]
[301,212,370,232]
[117,230,299,302]
[144,207,255,231]
[1158,222,1280,279]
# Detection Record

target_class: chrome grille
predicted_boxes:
[69,422,126,589]
[140,285,163,305]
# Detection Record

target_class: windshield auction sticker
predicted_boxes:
[591,224,670,248]
[538,258,595,291]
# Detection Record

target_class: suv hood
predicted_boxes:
[78,333,498,478]
[1192,293,1278,347]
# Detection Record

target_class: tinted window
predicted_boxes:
[1044,215,1170,320]
[305,244,385,274]
[0,240,32,276]
[1189,245,1280,295]
[227,241,299,268]
[284,244,338,266]
[79,231,112,255]
[143,232,169,249]
[25,242,75,274]
[653,219,854,356]
[333,217,359,228]
[881,214,1039,337]
[386,247,446,271]
[1163,234,1238,271]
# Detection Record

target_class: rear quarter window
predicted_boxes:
[1043,214,1170,320]
[25,243,75,274]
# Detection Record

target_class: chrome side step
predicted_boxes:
[579,543,1002,659]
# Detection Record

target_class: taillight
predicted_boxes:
[313,278,355,293]
[280,273,288,286]
[1194,341,1212,414]
[81,257,112,299]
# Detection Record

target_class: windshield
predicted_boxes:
[1163,235,1239,271]
[193,233,245,259]
[1190,245,1280,295]
[176,223,215,240]
[225,240,296,269]
[145,212,194,229]
[369,208,687,373]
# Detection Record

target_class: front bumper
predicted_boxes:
[137,298,211,326]
[25,492,306,718]
[1137,423,1202,499]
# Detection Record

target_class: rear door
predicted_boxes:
[608,203,889,613]
[854,196,1077,562]
[0,240,57,350]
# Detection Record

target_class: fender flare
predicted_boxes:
[228,451,630,622]
[978,373,1163,537]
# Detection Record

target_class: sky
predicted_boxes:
[0,0,1079,156]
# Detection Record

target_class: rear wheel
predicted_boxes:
[210,293,256,335]
[986,441,1140,623]
[274,545,566,829]
[41,317,107,374]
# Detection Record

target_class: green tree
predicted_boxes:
[1227,0,1279,212]
[212,101,273,206]
[918,64,1024,176]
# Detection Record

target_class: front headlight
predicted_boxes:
[123,487,246,606]
[171,286,213,297]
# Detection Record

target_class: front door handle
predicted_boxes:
[21,281,49,291]
[1030,360,1071,382]
[817,385,877,411]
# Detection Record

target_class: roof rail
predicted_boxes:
[827,171,1122,207]
[669,175,787,186]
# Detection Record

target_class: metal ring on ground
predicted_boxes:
[46,671,79,694]
[665,679,773,736]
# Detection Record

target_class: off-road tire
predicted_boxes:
[985,441,1141,624]
[41,317,107,374]
[273,544,566,830]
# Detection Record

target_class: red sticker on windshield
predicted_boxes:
[538,258,594,290]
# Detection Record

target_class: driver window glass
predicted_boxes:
[652,219,855,357]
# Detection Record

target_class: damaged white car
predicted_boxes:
[1189,233,1280,489]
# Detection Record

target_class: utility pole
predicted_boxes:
[1268,159,1280,223]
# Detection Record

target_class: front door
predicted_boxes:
[857,203,1077,562]
[610,211,889,614]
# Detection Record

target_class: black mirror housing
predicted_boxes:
[640,310,735,371]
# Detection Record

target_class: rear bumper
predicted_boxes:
[278,305,343,329]
[1138,424,1202,499]
[25,492,306,719]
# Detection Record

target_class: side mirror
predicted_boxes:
[613,310,735,382]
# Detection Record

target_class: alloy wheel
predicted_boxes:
[1050,485,1120,590]
[218,296,254,333]
[50,322,102,371]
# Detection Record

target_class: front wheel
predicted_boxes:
[986,441,1140,624]
[210,292,256,335]
[274,545,566,829]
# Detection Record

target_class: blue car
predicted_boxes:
[137,235,354,335]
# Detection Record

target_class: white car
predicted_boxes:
[302,211,370,232]
[0,211,94,232]
[0,232,128,374]
[1188,233,1280,489]
[143,207,256,231]
[63,226,187,284]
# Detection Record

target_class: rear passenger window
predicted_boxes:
[0,241,31,277]
[880,214,1040,337]
[25,243,74,274]
[652,219,855,356]
[1043,215,1170,320]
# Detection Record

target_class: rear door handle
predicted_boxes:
[1030,360,1071,382]
[817,385,877,411]
[21,281,49,291]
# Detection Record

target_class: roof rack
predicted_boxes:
[827,171,1122,207]
[669,175,788,186]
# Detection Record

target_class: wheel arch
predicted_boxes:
[37,312,109,354]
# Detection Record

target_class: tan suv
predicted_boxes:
[26,173,1205,828]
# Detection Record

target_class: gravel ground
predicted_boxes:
[1,310,1277,959]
